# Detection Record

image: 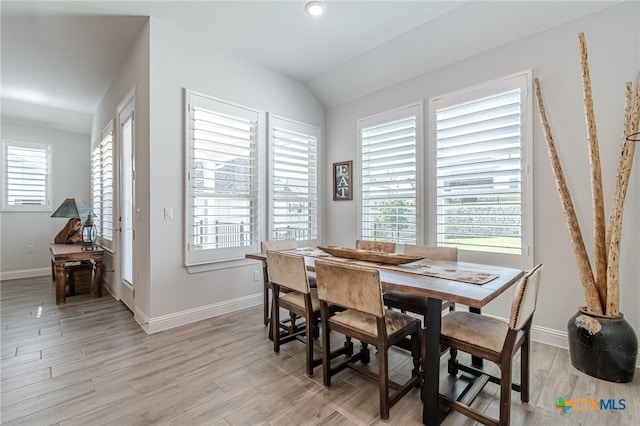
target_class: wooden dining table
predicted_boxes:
[246,248,524,425]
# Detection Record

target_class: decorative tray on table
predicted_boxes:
[317,246,424,265]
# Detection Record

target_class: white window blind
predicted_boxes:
[2,140,51,211]
[359,105,419,244]
[434,86,523,254]
[268,115,319,243]
[91,126,114,249]
[186,91,261,265]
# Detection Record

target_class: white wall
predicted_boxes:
[91,20,150,311]
[0,119,91,279]
[325,2,640,346]
[140,18,324,329]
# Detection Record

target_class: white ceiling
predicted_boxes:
[0,0,622,134]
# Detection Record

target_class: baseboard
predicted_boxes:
[0,267,51,281]
[136,292,262,334]
[530,323,570,349]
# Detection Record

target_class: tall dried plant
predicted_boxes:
[534,33,639,317]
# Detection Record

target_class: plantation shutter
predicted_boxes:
[186,92,260,264]
[435,88,522,254]
[360,105,418,244]
[269,115,319,243]
[91,128,114,249]
[2,140,51,211]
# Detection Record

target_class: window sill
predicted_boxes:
[186,257,259,274]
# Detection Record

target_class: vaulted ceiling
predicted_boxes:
[1,1,621,134]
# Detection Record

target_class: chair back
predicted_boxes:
[508,264,543,330]
[355,240,396,253]
[403,244,458,261]
[266,251,310,294]
[314,260,385,318]
[261,240,296,253]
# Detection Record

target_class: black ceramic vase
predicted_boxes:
[567,307,638,383]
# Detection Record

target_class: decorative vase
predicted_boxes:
[567,307,638,383]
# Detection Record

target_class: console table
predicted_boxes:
[50,244,104,304]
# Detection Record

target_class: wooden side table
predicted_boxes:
[50,244,104,304]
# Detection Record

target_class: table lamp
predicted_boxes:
[51,198,96,246]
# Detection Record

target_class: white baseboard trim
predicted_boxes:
[136,292,262,334]
[531,323,569,349]
[0,267,51,281]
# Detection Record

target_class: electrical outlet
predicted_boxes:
[27,245,34,253]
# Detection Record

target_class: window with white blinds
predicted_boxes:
[268,115,319,243]
[432,72,530,256]
[91,125,114,249]
[186,91,261,265]
[359,104,420,244]
[1,140,51,211]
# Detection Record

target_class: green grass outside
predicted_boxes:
[444,236,521,255]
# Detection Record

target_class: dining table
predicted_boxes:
[246,247,524,425]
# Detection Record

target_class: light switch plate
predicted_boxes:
[164,207,173,219]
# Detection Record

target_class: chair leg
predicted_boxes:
[272,290,281,352]
[411,330,420,387]
[378,345,390,420]
[344,336,353,356]
[321,315,332,387]
[263,281,270,326]
[521,330,531,402]
[447,348,458,375]
[499,359,513,426]
[288,312,298,334]
[262,266,270,326]
[305,315,314,377]
[360,342,370,364]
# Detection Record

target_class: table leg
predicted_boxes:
[422,297,443,426]
[93,259,103,297]
[54,262,66,305]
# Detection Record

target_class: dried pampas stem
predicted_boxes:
[605,73,640,316]
[578,33,607,309]
[534,78,603,314]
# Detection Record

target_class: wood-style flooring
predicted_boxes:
[1,275,638,425]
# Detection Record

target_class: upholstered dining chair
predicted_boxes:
[383,244,458,326]
[439,264,543,426]
[314,259,420,420]
[355,239,397,253]
[261,240,297,326]
[267,251,353,376]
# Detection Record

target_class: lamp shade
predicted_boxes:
[51,198,92,219]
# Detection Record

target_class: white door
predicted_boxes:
[118,95,135,311]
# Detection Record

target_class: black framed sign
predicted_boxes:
[333,160,353,201]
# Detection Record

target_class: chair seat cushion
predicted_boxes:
[329,308,417,338]
[280,289,320,313]
[440,311,508,353]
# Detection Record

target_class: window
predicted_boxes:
[358,104,421,244]
[430,71,532,260]
[185,90,261,265]
[1,140,51,211]
[268,114,319,244]
[91,124,114,249]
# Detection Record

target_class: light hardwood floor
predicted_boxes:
[1,275,638,425]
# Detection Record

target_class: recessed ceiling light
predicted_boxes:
[305,1,326,17]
